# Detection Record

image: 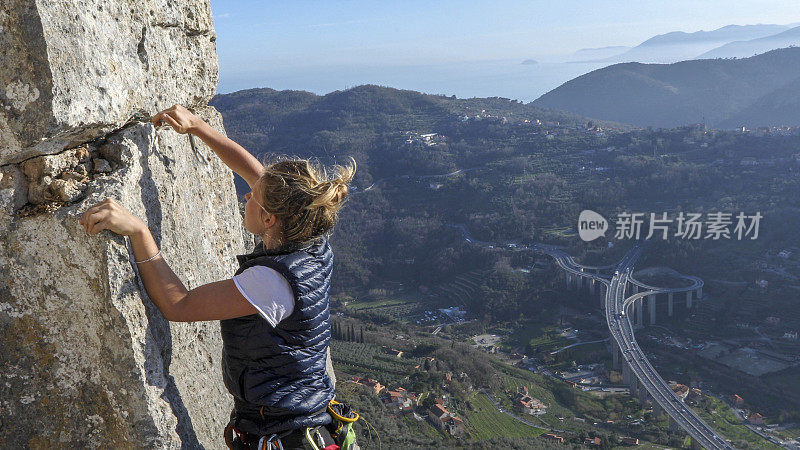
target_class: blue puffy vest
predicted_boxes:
[221,236,335,435]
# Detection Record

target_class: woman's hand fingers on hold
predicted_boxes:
[89,218,107,235]
[84,210,107,234]
[82,201,105,219]
[162,113,183,133]
[80,207,96,230]
[81,199,114,233]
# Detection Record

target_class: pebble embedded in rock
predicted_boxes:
[48,178,85,202]
[93,158,112,173]
[74,146,91,163]
[27,175,54,204]
[0,165,29,212]
[61,165,89,181]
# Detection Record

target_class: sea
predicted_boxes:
[217,58,611,103]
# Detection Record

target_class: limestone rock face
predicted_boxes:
[0,108,242,448]
[0,0,218,165]
[1,2,338,448]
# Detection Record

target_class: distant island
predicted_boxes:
[521,59,538,65]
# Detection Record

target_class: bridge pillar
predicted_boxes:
[633,284,639,295]
[635,298,643,329]
[622,360,630,384]
[686,290,693,309]
[697,286,702,300]
[638,383,648,403]
[648,294,656,325]
[589,278,595,295]
[669,416,682,432]
[628,366,638,393]
[600,285,606,310]
[668,292,674,317]
[565,273,571,289]
[577,275,583,290]
[652,401,666,419]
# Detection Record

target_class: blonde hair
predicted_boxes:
[257,155,356,246]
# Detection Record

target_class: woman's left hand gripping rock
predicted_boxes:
[80,198,145,236]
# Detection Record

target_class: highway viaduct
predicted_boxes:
[535,243,732,449]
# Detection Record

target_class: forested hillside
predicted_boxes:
[533,47,800,128]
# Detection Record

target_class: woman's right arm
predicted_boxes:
[152,104,263,189]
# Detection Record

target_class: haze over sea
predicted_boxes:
[211,1,800,102]
[217,59,606,102]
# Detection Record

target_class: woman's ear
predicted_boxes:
[262,211,279,230]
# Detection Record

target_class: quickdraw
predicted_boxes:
[326,398,373,450]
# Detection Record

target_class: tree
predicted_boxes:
[421,394,437,409]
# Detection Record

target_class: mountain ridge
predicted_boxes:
[696,25,800,59]
[606,23,792,63]
[532,47,800,128]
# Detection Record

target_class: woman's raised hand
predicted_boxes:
[80,198,146,236]
[152,104,200,134]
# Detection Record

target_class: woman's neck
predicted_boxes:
[260,232,284,251]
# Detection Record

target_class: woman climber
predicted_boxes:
[79,104,356,450]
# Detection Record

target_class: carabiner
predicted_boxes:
[258,433,284,450]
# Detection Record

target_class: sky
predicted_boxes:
[209,1,800,97]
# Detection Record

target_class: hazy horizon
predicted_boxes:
[210,1,800,100]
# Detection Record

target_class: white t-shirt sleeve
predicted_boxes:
[232,266,295,327]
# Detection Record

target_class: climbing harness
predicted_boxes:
[224,425,295,449]
[224,399,370,450]
[225,424,338,450]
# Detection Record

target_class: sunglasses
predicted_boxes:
[243,191,270,215]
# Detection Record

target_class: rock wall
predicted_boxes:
[1,109,240,448]
[0,1,334,448]
[0,0,218,165]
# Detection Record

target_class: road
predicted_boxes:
[532,242,732,448]
[438,223,742,449]
[603,243,734,450]
[549,338,610,355]
[355,167,481,194]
